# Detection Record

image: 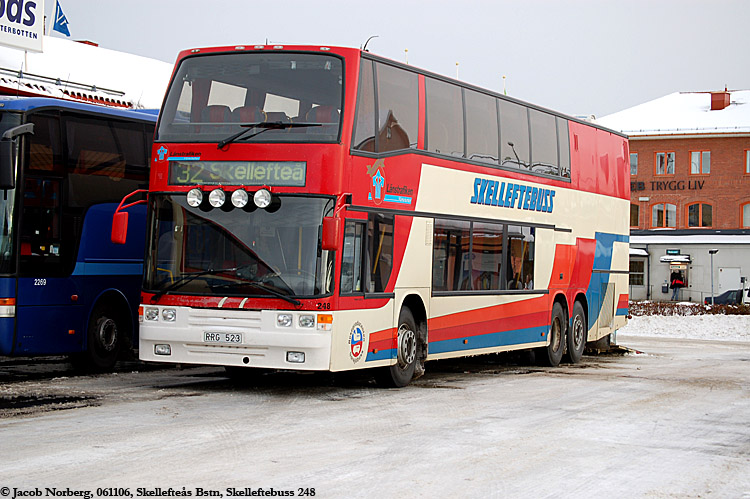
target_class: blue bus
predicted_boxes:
[0,97,156,370]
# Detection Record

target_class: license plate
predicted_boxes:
[204,332,242,344]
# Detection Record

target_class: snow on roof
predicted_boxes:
[631,234,750,245]
[596,90,750,137]
[0,36,172,109]
[630,248,649,256]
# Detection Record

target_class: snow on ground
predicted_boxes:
[619,314,750,342]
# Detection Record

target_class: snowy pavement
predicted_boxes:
[1,316,749,498]
[619,314,750,342]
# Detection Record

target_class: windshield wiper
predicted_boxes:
[217,121,322,149]
[151,267,237,301]
[211,280,301,306]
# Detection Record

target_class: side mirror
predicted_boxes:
[0,140,15,189]
[321,216,340,251]
[111,211,129,245]
[0,123,34,190]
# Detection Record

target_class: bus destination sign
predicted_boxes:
[169,161,306,186]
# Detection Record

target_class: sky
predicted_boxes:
[43,0,750,118]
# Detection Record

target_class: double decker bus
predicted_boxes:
[130,45,629,386]
[0,97,156,370]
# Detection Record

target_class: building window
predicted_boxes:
[629,260,644,286]
[652,203,676,228]
[655,152,675,175]
[690,151,710,174]
[630,204,639,227]
[687,203,712,227]
[630,153,638,175]
[743,203,750,228]
[746,150,750,174]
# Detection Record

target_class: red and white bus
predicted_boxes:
[122,44,630,386]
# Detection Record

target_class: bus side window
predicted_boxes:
[425,77,464,158]
[375,63,418,153]
[341,221,364,293]
[352,59,376,152]
[499,100,530,170]
[506,225,535,290]
[366,213,394,292]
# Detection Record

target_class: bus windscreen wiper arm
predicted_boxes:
[217,121,322,149]
[151,267,237,301]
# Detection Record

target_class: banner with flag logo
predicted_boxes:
[52,0,70,37]
[0,0,44,52]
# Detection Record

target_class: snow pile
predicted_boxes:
[619,315,750,342]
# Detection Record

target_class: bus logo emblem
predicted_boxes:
[365,158,386,205]
[349,322,366,362]
[156,146,168,161]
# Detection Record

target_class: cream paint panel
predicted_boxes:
[427,293,544,329]
[329,301,394,372]
[393,217,433,290]
[416,163,629,242]
[612,241,631,272]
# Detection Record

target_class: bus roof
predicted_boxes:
[0,96,158,122]
[171,44,626,138]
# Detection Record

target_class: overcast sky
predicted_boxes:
[45,0,750,118]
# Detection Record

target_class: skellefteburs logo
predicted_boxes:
[349,322,366,362]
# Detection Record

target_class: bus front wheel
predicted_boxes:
[377,308,418,388]
[85,303,124,371]
[537,302,565,367]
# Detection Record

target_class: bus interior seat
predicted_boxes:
[379,123,409,152]
[231,105,266,123]
[201,105,232,123]
[264,111,290,123]
[305,106,340,123]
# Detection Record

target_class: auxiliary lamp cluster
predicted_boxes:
[186,187,279,212]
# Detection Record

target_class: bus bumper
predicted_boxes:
[138,305,332,370]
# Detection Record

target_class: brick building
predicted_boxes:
[598,90,750,302]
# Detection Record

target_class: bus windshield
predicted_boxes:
[144,194,335,299]
[0,111,21,274]
[156,52,344,143]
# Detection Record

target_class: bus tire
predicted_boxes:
[537,302,565,367]
[85,303,124,371]
[377,308,418,388]
[565,301,586,364]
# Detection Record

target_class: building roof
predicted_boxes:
[0,36,172,109]
[596,90,750,137]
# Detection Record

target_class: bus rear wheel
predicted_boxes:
[537,302,565,367]
[84,303,124,371]
[377,308,418,388]
[565,301,586,364]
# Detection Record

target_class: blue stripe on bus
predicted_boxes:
[72,262,143,276]
[383,194,412,205]
[366,348,396,362]
[428,325,547,355]
[616,307,628,316]
[168,156,200,161]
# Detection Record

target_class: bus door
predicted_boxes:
[15,175,83,355]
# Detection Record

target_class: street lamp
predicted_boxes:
[709,249,719,306]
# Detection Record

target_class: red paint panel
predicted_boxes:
[571,238,597,291]
[368,327,397,352]
[429,295,548,331]
[617,294,629,309]
[430,310,549,343]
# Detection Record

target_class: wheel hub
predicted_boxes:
[97,318,118,352]
[397,325,416,369]
[572,315,584,348]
